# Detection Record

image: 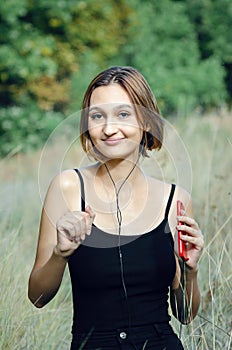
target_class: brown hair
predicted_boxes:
[80,66,163,159]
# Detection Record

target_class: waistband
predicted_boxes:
[71,322,176,347]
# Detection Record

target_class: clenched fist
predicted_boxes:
[54,206,95,258]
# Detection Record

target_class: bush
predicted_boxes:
[0,104,64,156]
[112,0,227,115]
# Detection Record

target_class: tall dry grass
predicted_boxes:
[0,114,231,349]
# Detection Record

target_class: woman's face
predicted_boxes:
[87,84,143,161]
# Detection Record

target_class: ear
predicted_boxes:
[145,124,151,132]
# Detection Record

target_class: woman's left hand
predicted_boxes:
[177,214,204,270]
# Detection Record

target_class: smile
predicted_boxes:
[103,138,125,146]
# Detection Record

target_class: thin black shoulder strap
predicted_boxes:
[164,184,176,218]
[74,169,85,212]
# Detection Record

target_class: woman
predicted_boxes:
[28,66,204,349]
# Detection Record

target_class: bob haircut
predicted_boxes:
[80,66,164,160]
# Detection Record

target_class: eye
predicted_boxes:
[119,111,130,118]
[89,113,103,120]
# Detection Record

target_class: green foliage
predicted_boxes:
[0,0,132,108]
[0,0,231,156]
[0,0,133,156]
[113,0,227,114]
[178,0,232,101]
[0,105,64,156]
[70,51,102,111]
[184,0,232,62]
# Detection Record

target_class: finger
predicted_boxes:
[73,211,93,240]
[59,213,79,234]
[56,219,74,235]
[177,215,199,229]
[180,208,186,216]
[57,212,83,241]
[85,215,94,236]
[67,211,86,240]
[180,233,204,249]
[68,216,85,239]
[84,206,95,235]
[67,211,85,223]
[177,224,199,236]
[65,209,94,240]
[85,206,95,220]
[79,216,88,240]
[57,223,77,242]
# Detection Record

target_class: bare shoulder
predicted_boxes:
[146,175,167,188]
[146,176,191,199]
[146,176,175,198]
[146,176,193,231]
[49,169,79,190]
[44,169,84,214]
[145,176,176,222]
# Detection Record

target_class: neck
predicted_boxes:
[99,158,142,187]
[92,158,147,216]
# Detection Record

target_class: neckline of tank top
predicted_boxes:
[90,216,173,238]
[76,218,174,249]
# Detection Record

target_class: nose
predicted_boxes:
[103,119,118,136]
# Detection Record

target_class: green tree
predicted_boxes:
[0,0,230,156]
[0,0,133,110]
[112,0,227,114]
[0,0,133,156]
[183,0,232,104]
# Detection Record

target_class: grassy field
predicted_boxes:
[0,113,231,349]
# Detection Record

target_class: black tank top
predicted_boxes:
[68,169,176,335]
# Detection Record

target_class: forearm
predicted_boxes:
[28,248,68,308]
[171,263,201,324]
[185,266,201,319]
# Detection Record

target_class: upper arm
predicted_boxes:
[31,169,81,272]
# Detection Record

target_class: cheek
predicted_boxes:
[130,124,143,140]
[88,121,100,137]
[87,126,102,146]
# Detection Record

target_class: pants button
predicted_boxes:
[119,331,127,339]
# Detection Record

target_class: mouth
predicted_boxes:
[102,138,125,146]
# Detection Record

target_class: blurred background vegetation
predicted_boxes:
[0,0,231,156]
[0,2,231,349]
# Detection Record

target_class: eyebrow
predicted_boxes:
[89,104,134,112]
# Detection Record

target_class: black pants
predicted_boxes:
[70,323,184,350]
